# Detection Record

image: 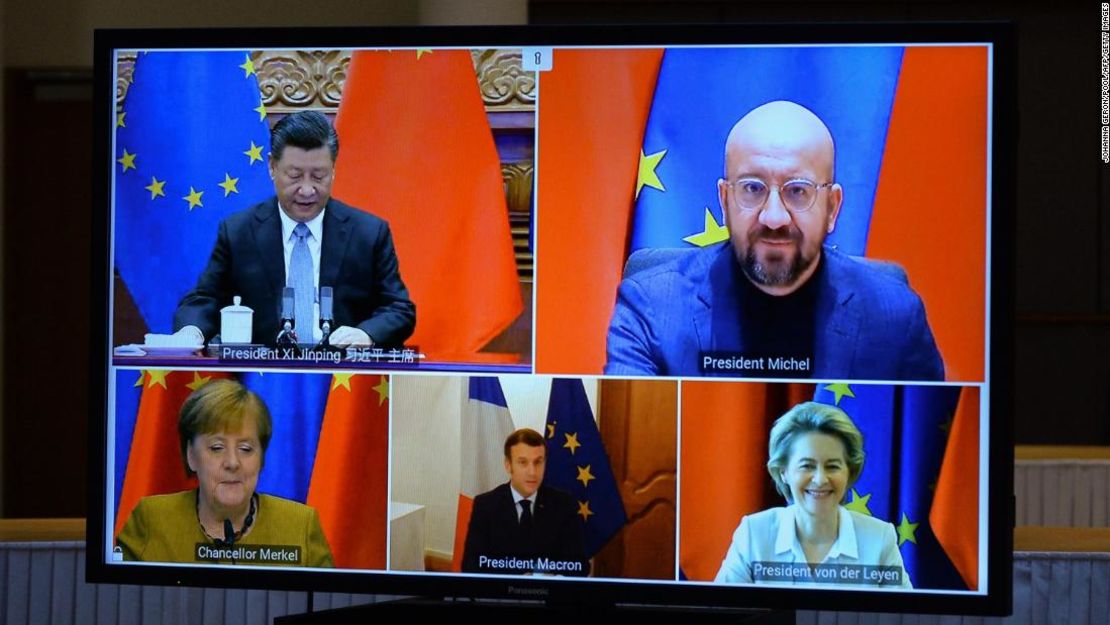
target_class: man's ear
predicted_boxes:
[825,183,844,233]
[718,178,730,228]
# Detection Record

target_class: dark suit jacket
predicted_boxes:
[174,197,415,346]
[604,243,944,380]
[461,483,587,576]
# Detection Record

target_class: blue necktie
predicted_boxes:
[288,223,314,343]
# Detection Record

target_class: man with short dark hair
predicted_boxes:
[461,428,586,576]
[604,101,944,380]
[174,110,416,347]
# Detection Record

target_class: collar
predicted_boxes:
[509,484,537,506]
[278,202,326,243]
[774,505,860,561]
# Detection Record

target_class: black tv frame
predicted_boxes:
[89,21,1015,617]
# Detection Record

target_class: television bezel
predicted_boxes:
[88,21,1015,616]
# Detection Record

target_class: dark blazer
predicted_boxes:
[174,197,415,346]
[604,243,944,380]
[461,483,587,576]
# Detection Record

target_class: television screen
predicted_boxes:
[89,22,1014,616]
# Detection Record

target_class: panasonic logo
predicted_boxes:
[507,585,549,597]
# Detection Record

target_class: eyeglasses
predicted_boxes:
[725,178,834,213]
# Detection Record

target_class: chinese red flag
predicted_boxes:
[333,50,521,360]
[534,49,663,374]
[306,374,390,569]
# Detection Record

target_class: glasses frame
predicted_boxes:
[724,178,835,213]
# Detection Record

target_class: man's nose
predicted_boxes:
[295,182,315,197]
[759,189,792,230]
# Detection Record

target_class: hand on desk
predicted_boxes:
[329,326,373,348]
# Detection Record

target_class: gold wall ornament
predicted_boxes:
[116,52,137,106]
[502,162,535,280]
[253,50,349,111]
[117,49,533,113]
[473,49,535,110]
[501,162,535,215]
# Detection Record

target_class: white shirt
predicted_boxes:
[509,485,538,522]
[714,505,912,588]
[277,204,325,341]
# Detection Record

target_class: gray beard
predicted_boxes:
[741,246,812,287]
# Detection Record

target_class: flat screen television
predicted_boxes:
[88,21,1015,618]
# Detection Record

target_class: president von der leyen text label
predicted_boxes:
[751,562,903,585]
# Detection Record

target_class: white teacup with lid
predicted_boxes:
[220,296,254,344]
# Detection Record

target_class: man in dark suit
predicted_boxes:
[461,429,587,576]
[604,101,944,380]
[173,111,415,347]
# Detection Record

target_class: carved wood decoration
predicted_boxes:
[472,49,536,110]
[254,50,349,111]
[115,49,534,279]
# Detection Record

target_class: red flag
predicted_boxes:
[534,49,663,374]
[306,374,390,569]
[866,47,988,381]
[332,50,521,360]
[114,370,230,538]
[930,387,980,589]
[679,381,811,580]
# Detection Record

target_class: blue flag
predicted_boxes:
[813,383,970,589]
[631,47,903,256]
[114,51,273,333]
[543,379,627,557]
[241,372,331,502]
[112,370,146,508]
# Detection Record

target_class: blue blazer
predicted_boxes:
[604,244,944,380]
[174,197,416,346]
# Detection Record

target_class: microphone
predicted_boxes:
[319,286,334,346]
[222,518,237,565]
[277,287,297,345]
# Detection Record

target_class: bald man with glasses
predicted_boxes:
[604,101,944,380]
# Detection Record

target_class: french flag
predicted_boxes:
[451,377,516,571]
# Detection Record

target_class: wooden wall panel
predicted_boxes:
[593,379,677,580]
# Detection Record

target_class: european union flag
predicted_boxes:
[544,379,627,557]
[631,47,903,256]
[114,51,273,333]
[814,383,970,589]
[241,372,331,502]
